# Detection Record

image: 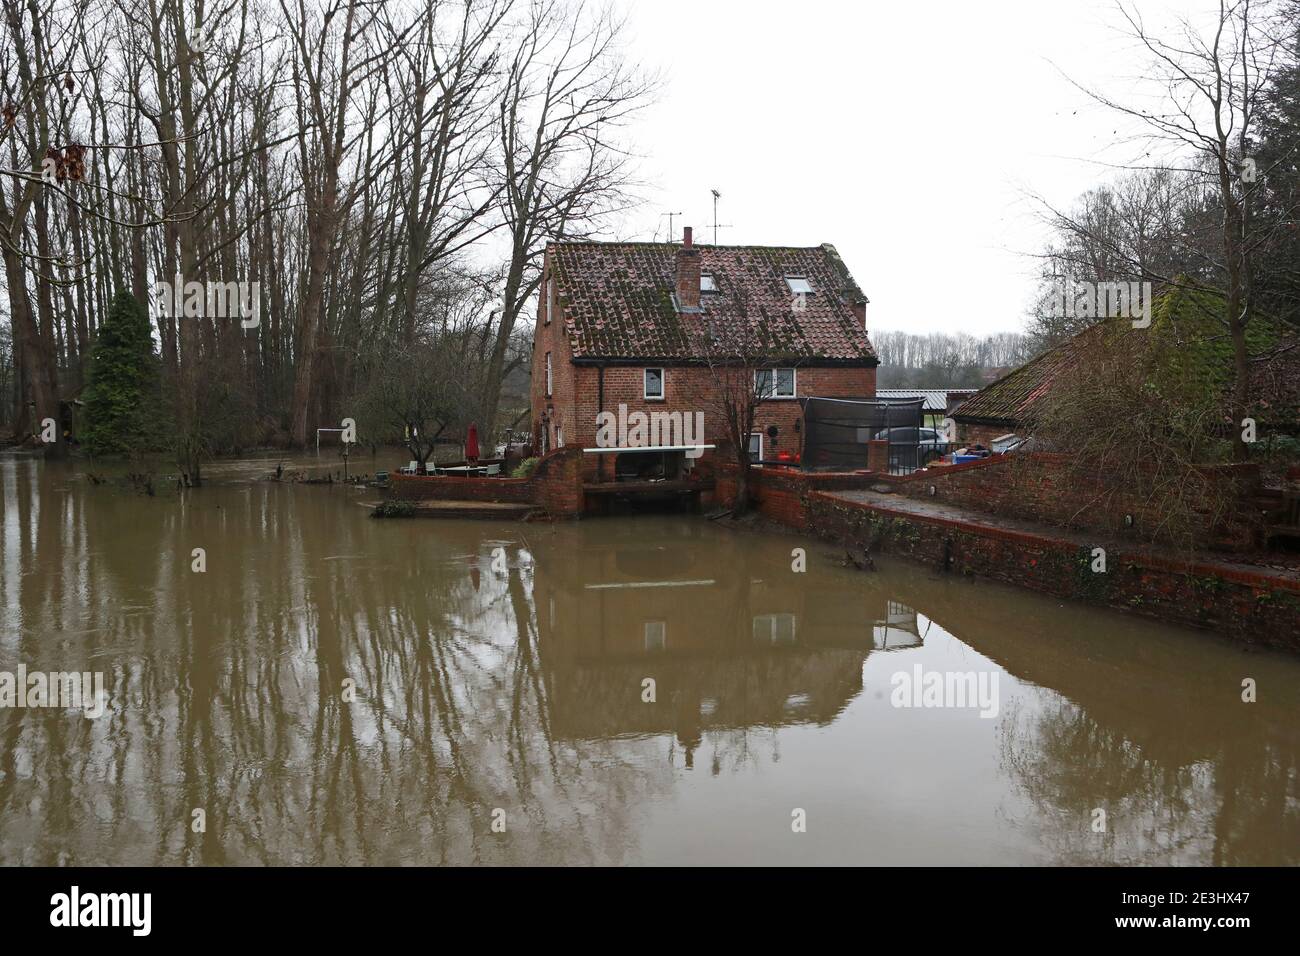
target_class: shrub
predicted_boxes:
[371,500,416,518]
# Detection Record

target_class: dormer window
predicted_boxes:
[785,276,813,295]
[700,274,718,294]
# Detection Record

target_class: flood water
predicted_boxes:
[2,453,1298,866]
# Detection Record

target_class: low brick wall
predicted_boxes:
[744,466,875,525]
[885,453,1264,552]
[387,446,585,517]
[389,474,535,503]
[711,459,1298,650]
[955,421,1013,446]
[749,470,807,525]
[534,447,585,516]
[703,458,874,522]
[802,491,1300,652]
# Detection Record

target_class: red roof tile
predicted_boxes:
[953,324,1108,426]
[547,241,877,364]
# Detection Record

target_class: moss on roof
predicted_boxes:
[546,240,876,363]
[955,281,1290,426]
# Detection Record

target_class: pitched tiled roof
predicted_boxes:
[547,241,877,363]
[953,324,1109,425]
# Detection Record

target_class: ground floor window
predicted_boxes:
[748,432,763,462]
[644,367,664,399]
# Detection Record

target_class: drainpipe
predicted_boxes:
[597,363,606,483]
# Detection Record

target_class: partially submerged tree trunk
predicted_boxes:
[731,445,751,516]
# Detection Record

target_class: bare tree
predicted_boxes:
[353,333,479,471]
[480,0,653,436]
[686,288,801,516]
[1057,0,1293,460]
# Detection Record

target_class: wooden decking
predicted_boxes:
[405,500,537,519]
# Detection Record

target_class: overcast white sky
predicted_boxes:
[610,0,1202,335]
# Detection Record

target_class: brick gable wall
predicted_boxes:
[566,364,875,480]
[530,255,579,454]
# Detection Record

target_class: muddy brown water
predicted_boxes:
[1,453,1297,865]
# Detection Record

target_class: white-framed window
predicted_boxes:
[756,367,796,398]
[700,274,718,293]
[644,621,666,652]
[785,276,813,296]
[556,425,564,447]
[753,613,797,645]
[644,367,664,400]
[748,432,763,463]
[545,276,556,325]
[545,351,552,397]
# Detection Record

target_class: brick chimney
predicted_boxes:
[675,226,700,310]
[851,299,867,329]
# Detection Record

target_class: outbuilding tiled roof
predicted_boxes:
[953,324,1107,426]
[957,284,1294,428]
[547,241,877,363]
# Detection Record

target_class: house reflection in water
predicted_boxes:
[873,600,924,650]
[528,523,923,763]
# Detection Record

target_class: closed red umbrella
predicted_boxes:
[465,422,480,464]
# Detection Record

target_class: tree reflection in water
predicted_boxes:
[1,458,1297,865]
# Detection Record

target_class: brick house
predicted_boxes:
[530,228,879,481]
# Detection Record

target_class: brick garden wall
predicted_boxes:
[388,447,585,517]
[389,474,535,503]
[709,450,1265,553]
[803,490,1300,652]
[711,458,875,523]
[710,460,1299,649]
[954,421,1014,446]
[533,447,585,516]
[888,453,1264,551]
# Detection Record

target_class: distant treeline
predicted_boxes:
[871,330,1035,389]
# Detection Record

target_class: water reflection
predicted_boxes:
[533,521,874,750]
[873,600,924,650]
[0,456,1296,865]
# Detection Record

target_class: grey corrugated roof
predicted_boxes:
[874,389,975,412]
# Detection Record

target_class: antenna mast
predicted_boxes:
[708,189,732,244]
[665,211,683,241]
